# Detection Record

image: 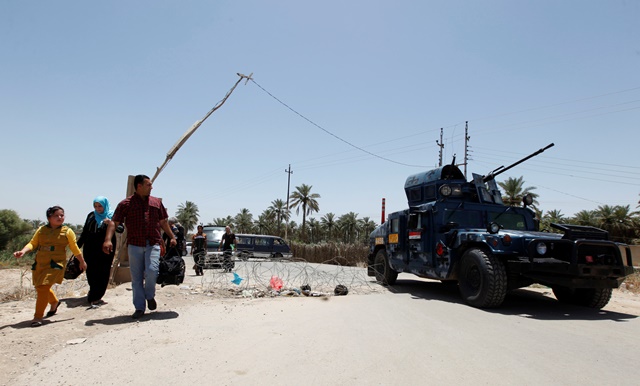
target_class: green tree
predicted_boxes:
[211,216,234,227]
[255,209,275,234]
[571,210,597,226]
[541,209,566,233]
[29,219,44,229]
[337,212,358,243]
[498,176,539,207]
[0,209,32,250]
[289,184,320,240]
[594,205,637,243]
[176,201,199,233]
[268,199,288,236]
[321,213,337,241]
[235,208,254,234]
[307,217,320,243]
[357,216,377,243]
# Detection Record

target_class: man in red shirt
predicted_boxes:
[103,174,176,319]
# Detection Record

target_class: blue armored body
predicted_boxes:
[368,144,634,308]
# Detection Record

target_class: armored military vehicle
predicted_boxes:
[368,143,634,308]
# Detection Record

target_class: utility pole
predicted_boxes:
[436,128,444,167]
[151,72,253,183]
[464,121,470,179]
[284,164,293,240]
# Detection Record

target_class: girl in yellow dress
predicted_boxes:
[14,206,87,327]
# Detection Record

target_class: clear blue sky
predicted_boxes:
[1,1,639,228]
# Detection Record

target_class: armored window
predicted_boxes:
[408,187,422,202]
[408,214,419,229]
[424,185,436,201]
[391,218,400,233]
[444,209,482,228]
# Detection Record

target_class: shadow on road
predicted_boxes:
[384,277,638,322]
[85,310,179,326]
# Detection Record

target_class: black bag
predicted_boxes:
[157,246,185,287]
[334,284,349,296]
[64,256,83,280]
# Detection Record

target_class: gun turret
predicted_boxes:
[482,143,554,183]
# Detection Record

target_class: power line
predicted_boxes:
[249,78,428,168]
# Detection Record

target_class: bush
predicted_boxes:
[0,233,34,268]
[0,209,32,250]
[290,241,368,266]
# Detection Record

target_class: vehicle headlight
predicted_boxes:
[487,222,501,234]
[440,185,452,197]
[535,242,547,255]
[522,194,534,207]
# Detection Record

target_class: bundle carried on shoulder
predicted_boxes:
[157,246,185,287]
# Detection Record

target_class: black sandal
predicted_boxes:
[46,301,60,317]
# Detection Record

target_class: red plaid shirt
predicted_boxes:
[112,194,168,247]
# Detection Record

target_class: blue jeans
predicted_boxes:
[128,243,160,311]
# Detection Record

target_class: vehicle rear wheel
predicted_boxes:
[552,286,612,309]
[373,249,397,285]
[458,248,507,308]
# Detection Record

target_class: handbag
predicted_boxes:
[64,255,83,280]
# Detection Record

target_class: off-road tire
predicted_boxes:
[373,249,398,285]
[458,248,507,308]
[552,286,613,309]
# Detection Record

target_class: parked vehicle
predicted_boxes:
[201,225,226,252]
[368,143,634,309]
[235,234,293,260]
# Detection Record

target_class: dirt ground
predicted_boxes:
[1,267,639,385]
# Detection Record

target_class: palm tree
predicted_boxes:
[307,217,320,243]
[268,199,288,236]
[211,216,234,227]
[255,209,275,234]
[235,208,254,234]
[321,213,337,241]
[337,212,358,243]
[571,210,597,226]
[289,183,321,239]
[357,216,377,243]
[176,201,199,233]
[594,205,637,243]
[30,219,44,229]
[498,176,539,207]
[541,209,565,233]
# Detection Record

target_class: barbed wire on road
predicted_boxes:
[185,259,386,299]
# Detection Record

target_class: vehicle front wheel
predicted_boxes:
[552,286,612,309]
[373,249,398,285]
[458,248,507,308]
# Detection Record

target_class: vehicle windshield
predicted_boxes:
[202,226,225,248]
[443,208,528,230]
[488,211,527,230]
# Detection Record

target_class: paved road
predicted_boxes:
[11,258,640,386]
